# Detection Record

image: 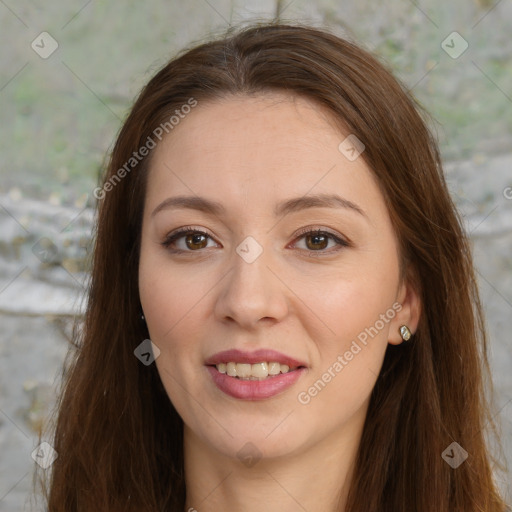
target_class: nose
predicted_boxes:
[214,246,289,330]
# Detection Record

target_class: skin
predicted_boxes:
[138,93,421,512]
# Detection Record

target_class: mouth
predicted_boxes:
[211,361,303,380]
[204,349,307,400]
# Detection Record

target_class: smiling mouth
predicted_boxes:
[212,361,303,380]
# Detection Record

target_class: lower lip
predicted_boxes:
[206,366,306,400]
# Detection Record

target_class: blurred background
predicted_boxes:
[0,0,511,509]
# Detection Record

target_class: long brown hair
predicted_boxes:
[40,22,509,511]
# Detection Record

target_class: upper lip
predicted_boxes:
[205,349,307,368]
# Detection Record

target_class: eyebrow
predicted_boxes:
[151,193,367,219]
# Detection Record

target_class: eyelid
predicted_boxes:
[292,225,349,243]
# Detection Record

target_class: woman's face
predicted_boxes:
[139,93,418,462]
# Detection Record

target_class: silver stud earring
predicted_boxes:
[399,325,412,341]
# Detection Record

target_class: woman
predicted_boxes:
[41,22,509,511]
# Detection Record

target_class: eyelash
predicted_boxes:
[161,225,350,256]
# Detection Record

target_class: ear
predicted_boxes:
[388,271,421,346]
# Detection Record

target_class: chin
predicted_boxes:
[186,413,312,464]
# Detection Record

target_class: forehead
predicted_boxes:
[145,93,384,219]
[152,93,342,164]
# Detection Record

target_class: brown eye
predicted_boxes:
[293,229,349,253]
[305,233,329,250]
[184,232,208,250]
[161,228,217,252]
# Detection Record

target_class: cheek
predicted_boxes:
[301,280,396,377]
[139,258,209,412]
[293,255,400,351]
[293,250,400,406]
[294,286,396,431]
[138,246,221,413]
[138,240,210,344]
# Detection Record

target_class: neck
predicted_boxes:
[183,420,363,512]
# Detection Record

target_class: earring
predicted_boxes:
[140,313,145,321]
[399,325,412,341]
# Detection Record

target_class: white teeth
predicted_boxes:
[251,362,268,379]
[268,361,281,375]
[215,361,297,379]
[227,362,237,377]
[237,363,252,378]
